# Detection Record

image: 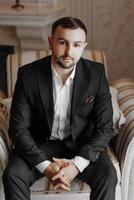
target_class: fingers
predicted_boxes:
[52,174,70,187]
[54,182,70,191]
[52,158,70,168]
[52,171,62,181]
[52,169,71,187]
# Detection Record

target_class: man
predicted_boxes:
[3,17,117,200]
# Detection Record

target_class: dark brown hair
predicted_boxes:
[52,16,87,36]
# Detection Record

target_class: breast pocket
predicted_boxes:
[77,99,94,118]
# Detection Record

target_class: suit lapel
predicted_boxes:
[71,59,91,122]
[37,56,54,131]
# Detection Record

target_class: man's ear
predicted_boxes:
[48,36,52,50]
[84,42,88,49]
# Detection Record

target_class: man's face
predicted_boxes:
[48,26,87,69]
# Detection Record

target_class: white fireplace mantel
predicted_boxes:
[0,2,65,50]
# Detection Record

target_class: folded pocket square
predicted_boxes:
[84,95,94,103]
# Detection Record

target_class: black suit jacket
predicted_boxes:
[9,55,114,168]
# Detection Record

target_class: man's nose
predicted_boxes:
[65,44,73,55]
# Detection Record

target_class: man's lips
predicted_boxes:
[62,56,73,61]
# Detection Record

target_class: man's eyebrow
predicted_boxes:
[58,37,84,44]
[58,37,67,42]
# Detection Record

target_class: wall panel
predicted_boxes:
[64,0,134,82]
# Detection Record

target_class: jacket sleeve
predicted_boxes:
[78,66,114,162]
[9,69,47,168]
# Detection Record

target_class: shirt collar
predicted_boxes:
[51,63,76,86]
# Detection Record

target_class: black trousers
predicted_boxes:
[2,140,117,200]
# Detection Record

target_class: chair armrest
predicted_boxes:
[112,79,134,169]
[121,137,134,200]
[112,78,134,200]
[0,135,9,171]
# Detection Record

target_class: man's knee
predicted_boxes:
[3,165,20,186]
[2,161,33,200]
[2,163,30,187]
[101,164,117,186]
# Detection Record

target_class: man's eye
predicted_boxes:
[74,43,81,48]
[59,41,66,45]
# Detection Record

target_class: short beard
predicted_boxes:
[56,56,75,69]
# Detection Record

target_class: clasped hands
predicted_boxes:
[43,158,79,191]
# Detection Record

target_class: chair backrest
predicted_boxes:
[7,49,107,97]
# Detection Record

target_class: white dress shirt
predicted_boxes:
[36,65,90,173]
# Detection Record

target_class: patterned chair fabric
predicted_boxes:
[112,79,134,200]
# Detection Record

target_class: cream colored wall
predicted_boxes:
[64,0,134,82]
[0,0,134,82]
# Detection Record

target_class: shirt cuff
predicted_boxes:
[35,160,51,173]
[71,156,90,173]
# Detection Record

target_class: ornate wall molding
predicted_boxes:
[0,1,65,50]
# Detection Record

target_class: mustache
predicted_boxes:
[60,55,74,60]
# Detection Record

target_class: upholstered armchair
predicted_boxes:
[0,49,134,200]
